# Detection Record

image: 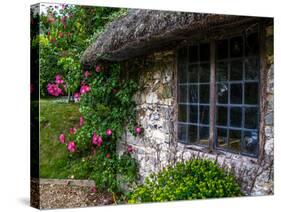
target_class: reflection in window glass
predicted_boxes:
[230,107,242,127]
[178,124,187,142]
[216,106,228,126]
[245,107,259,129]
[217,128,228,149]
[188,85,198,103]
[177,34,260,157]
[200,105,209,125]
[188,125,198,143]
[230,36,243,57]
[229,130,241,152]
[245,83,259,104]
[230,83,242,104]
[230,60,243,81]
[200,127,209,145]
[245,58,259,80]
[200,84,209,103]
[246,33,259,56]
[199,63,210,82]
[217,83,228,104]
[178,105,187,122]
[178,85,187,103]
[242,131,258,156]
[216,62,228,82]
[187,64,198,83]
[187,105,198,123]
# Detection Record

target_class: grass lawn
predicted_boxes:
[39,98,81,179]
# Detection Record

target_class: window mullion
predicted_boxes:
[209,40,216,151]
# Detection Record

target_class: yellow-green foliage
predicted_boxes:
[129,159,242,203]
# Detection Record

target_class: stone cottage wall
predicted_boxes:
[118,24,273,195]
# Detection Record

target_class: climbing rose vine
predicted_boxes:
[56,63,140,193]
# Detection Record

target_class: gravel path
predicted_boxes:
[31,178,114,209]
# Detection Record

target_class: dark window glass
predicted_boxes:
[178,85,187,103]
[199,127,209,145]
[217,83,228,104]
[178,124,187,142]
[200,43,210,61]
[177,48,188,83]
[200,105,209,125]
[199,63,210,82]
[217,39,228,59]
[189,45,199,62]
[188,85,198,103]
[216,62,228,82]
[245,58,259,80]
[230,107,242,127]
[188,125,198,143]
[187,65,199,83]
[230,83,242,104]
[217,128,228,149]
[230,60,243,81]
[245,83,259,104]
[229,130,241,152]
[246,33,259,56]
[177,36,260,157]
[178,105,187,122]
[230,36,243,57]
[245,107,259,129]
[216,106,228,126]
[200,84,209,103]
[242,131,258,156]
[188,105,198,123]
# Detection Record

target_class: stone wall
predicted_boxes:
[117,24,274,196]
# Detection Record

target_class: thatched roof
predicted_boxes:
[81,9,260,66]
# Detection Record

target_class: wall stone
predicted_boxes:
[118,24,274,196]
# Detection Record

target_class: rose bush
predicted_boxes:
[38,4,127,99]
[56,63,140,194]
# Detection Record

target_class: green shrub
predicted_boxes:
[129,159,242,203]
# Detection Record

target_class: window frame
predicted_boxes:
[175,25,265,158]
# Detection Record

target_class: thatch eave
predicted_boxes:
[81,9,266,66]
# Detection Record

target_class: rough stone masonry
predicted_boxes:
[117,25,274,196]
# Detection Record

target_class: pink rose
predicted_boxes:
[106,129,112,136]
[69,127,77,134]
[79,116,84,126]
[59,134,65,144]
[92,133,98,145]
[80,85,90,94]
[92,133,102,147]
[84,71,92,78]
[67,141,76,153]
[127,145,134,153]
[74,92,80,101]
[95,65,101,73]
[97,136,102,147]
[106,153,111,159]
[47,83,63,96]
[135,127,142,135]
